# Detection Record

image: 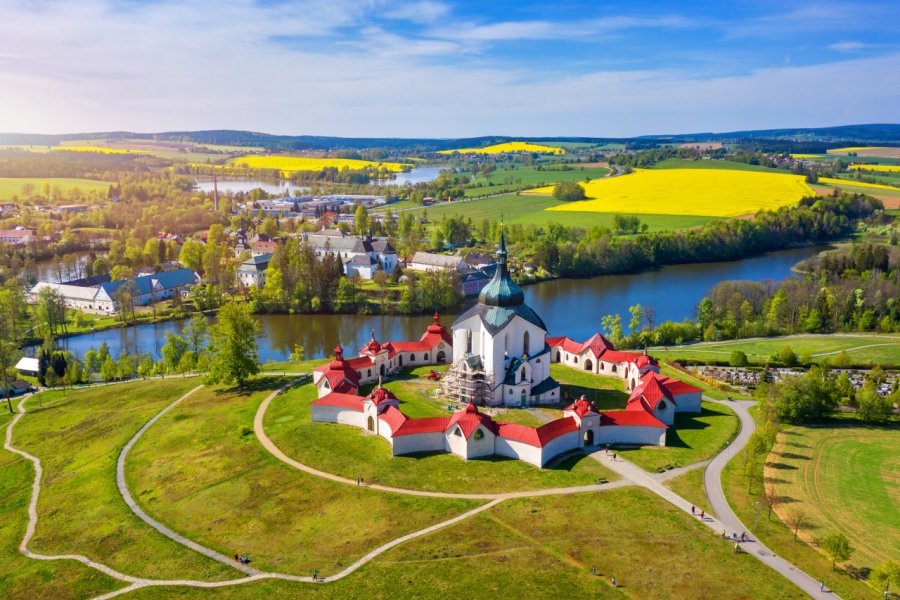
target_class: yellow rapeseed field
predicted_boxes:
[438,141,565,155]
[789,153,828,159]
[818,177,900,191]
[848,164,900,172]
[538,168,814,217]
[229,155,412,172]
[827,147,877,153]
[52,146,142,154]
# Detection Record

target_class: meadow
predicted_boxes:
[402,193,718,231]
[536,168,814,218]
[438,141,565,155]
[229,155,412,173]
[766,425,898,570]
[0,176,112,200]
[828,146,900,159]
[51,145,140,154]
[647,334,900,367]
[848,164,900,173]
[463,163,609,197]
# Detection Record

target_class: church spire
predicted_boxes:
[477,222,524,307]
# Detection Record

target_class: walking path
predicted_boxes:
[4,379,837,599]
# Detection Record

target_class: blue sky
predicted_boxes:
[0,0,898,137]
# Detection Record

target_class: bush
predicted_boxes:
[729,350,749,367]
[552,181,587,202]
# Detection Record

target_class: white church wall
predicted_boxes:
[392,432,446,455]
[446,426,469,458]
[494,437,542,467]
[465,426,496,459]
[539,431,581,466]
[673,392,702,413]
[595,425,666,447]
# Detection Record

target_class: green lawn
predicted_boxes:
[663,467,713,517]
[410,194,720,231]
[0,411,125,600]
[464,164,610,197]
[648,334,900,367]
[128,379,480,576]
[8,380,239,582]
[767,425,898,569]
[723,417,877,599]
[123,487,804,599]
[616,402,740,472]
[264,380,617,493]
[0,177,112,200]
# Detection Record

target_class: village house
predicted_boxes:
[0,228,35,245]
[407,252,467,272]
[237,254,271,288]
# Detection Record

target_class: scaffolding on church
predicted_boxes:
[439,358,495,406]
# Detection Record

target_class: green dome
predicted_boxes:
[478,230,524,307]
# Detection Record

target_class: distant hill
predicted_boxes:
[1,124,898,151]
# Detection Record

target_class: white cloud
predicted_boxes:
[383,1,451,24]
[828,40,874,52]
[0,1,896,137]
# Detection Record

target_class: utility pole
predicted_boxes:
[753,501,760,531]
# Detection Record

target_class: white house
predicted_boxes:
[407,252,467,272]
[548,333,660,388]
[237,254,271,288]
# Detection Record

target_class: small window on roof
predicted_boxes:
[454,427,462,437]
[473,429,484,440]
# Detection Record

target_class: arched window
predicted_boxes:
[424,353,429,361]
[520,368,527,382]
[574,356,579,364]
[523,331,530,356]
[466,330,472,353]
[410,354,416,361]
[659,400,666,410]
[612,364,617,373]
[453,427,463,437]
[367,369,372,377]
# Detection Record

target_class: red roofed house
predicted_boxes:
[312,313,453,396]
[627,371,703,424]
[548,332,660,388]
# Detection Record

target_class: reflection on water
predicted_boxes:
[54,245,827,362]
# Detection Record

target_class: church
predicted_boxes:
[441,230,560,406]
[308,230,705,468]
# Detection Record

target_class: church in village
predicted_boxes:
[310,231,703,468]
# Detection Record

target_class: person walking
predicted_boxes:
[700,510,704,520]
[611,576,617,588]
[691,505,696,516]
[820,581,825,592]
[591,566,596,576]
[313,568,318,581]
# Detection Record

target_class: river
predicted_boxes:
[51,245,827,362]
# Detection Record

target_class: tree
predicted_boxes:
[743,431,767,492]
[290,343,305,364]
[764,484,782,519]
[137,354,155,379]
[117,353,135,380]
[870,560,900,595]
[259,217,278,239]
[161,332,189,372]
[354,204,369,234]
[777,346,798,367]
[373,269,389,311]
[179,239,205,272]
[0,339,18,414]
[784,508,807,541]
[729,350,749,367]
[821,532,853,570]
[553,181,587,202]
[184,314,208,361]
[100,356,118,383]
[206,302,261,387]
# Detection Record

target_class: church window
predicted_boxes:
[659,400,666,410]
[612,364,617,373]
[424,353,429,361]
[523,331,530,355]
[520,368,526,382]
[574,356,578,364]
[473,429,484,440]
[504,334,508,352]
[410,354,416,361]
[466,330,472,353]
[453,427,462,437]
[367,369,371,377]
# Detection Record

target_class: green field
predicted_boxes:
[407,194,719,231]
[2,376,815,598]
[464,164,610,197]
[767,425,898,569]
[648,334,900,367]
[651,158,783,173]
[723,413,878,599]
[0,177,112,200]
[663,467,713,516]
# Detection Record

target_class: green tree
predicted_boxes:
[870,560,900,595]
[729,350,749,367]
[184,314,208,361]
[820,532,853,570]
[777,346,798,367]
[290,343,305,364]
[179,239,205,272]
[784,508,807,541]
[259,217,278,239]
[354,204,369,234]
[161,332,189,372]
[137,354,155,379]
[100,356,118,383]
[552,181,586,202]
[206,302,261,387]
[117,353,135,380]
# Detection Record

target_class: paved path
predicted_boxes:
[703,399,839,600]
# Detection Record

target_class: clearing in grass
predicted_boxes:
[438,141,565,155]
[538,168,814,217]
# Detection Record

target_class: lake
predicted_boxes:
[194,167,441,196]
[51,245,827,362]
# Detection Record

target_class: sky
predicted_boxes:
[0,0,899,138]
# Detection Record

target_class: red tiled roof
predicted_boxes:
[389,340,432,352]
[447,402,495,439]
[367,386,399,406]
[600,410,667,428]
[393,416,452,437]
[311,392,365,411]
[420,311,453,348]
[628,375,674,412]
[496,417,580,448]
[346,356,374,369]
[564,396,600,418]
[580,332,615,358]
[656,375,702,396]
[601,350,644,363]
[547,336,583,354]
[378,405,408,433]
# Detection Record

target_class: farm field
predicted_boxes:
[766,425,898,571]
[828,146,900,159]
[401,193,719,231]
[228,155,412,173]
[537,168,814,217]
[464,164,609,197]
[3,379,805,599]
[647,334,900,367]
[650,158,781,172]
[438,141,565,155]
[813,179,900,209]
[849,164,900,172]
[0,176,111,200]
